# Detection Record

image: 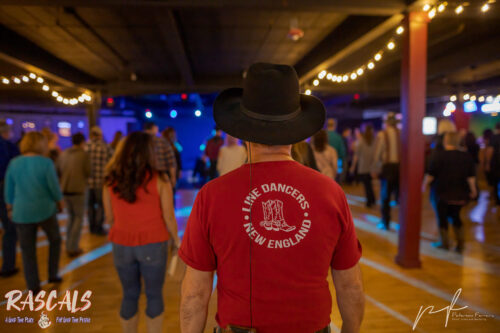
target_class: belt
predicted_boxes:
[215,326,330,333]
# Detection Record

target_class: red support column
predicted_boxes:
[396,12,428,268]
[454,99,470,131]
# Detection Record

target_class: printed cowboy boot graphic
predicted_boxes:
[260,200,274,231]
[273,200,296,232]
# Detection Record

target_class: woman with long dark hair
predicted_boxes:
[103,132,180,333]
[311,130,338,179]
[350,124,376,207]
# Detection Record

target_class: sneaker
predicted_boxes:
[0,268,19,278]
[377,222,389,231]
[48,276,63,283]
[67,249,84,258]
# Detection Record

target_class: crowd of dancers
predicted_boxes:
[0,111,499,331]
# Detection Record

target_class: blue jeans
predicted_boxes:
[112,241,168,319]
[16,215,61,291]
[0,182,17,273]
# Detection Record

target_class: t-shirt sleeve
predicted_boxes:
[331,191,362,270]
[179,188,217,271]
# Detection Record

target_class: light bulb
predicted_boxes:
[13,77,21,84]
[478,96,485,102]
[342,75,348,82]
[22,76,29,82]
[57,96,63,102]
[470,95,477,101]
[350,73,357,80]
[374,53,382,61]
[2,78,9,84]
[481,3,490,12]
[78,96,84,102]
[331,75,337,81]
[36,77,44,83]
[396,26,404,35]
[455,5,464,14]
[438,3,446,12]
[428,8,437,19]
[387,41,395,50]
[450,95,457,102]
[326,73,332,80]
[423,4,431,11]
[357,68,364,75]
[42,84,49,91]
[29,73,36,79]
[486,96,493,103]
[63,98,69,104]
[313,79,319,86]
[463,93,470,100]
[318,70,327,79]
[367,62,375,70]
[305,89,311,95]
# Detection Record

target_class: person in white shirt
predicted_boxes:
[311,129,338,180]
[216,135,247,176]
[371,113,400,230]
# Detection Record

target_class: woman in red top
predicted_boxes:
[103,132,180,333]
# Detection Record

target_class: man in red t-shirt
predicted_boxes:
[179,63,364,333]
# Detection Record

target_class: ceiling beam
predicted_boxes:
[0,0,406,15]
[0,25,101,88]
[154,9,194,87]
[298,14,404,84]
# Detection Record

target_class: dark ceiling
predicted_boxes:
[0,0,499,112]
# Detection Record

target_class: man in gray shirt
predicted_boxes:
[58,133,90,257]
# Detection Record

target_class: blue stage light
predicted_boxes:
[464,101,477,113]
[170,109,178,118]
[194,110,202,117]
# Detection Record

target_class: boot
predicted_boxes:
[432,228,449,250]
[146,313,164,333]
[120,314,138,333]
[453,226,465,254]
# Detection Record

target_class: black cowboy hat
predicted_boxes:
[213,63,326,145]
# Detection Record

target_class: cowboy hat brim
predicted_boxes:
[213,88,326,145]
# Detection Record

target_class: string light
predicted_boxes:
[307,0,496,91]
[450,95,457,102]
[305,89,311,95]
[470,95,477,101]
[478,96,485,102]
[1,72,92,106]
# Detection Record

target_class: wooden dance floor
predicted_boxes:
[0,184,499,332]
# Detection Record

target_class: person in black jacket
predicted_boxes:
[423,132,477,253]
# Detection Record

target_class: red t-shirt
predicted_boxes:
[179,160,362,333]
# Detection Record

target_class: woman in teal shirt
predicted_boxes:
[4,131,63,293]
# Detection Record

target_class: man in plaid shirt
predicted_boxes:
[144,122,177,187]
[86,126,112,235]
